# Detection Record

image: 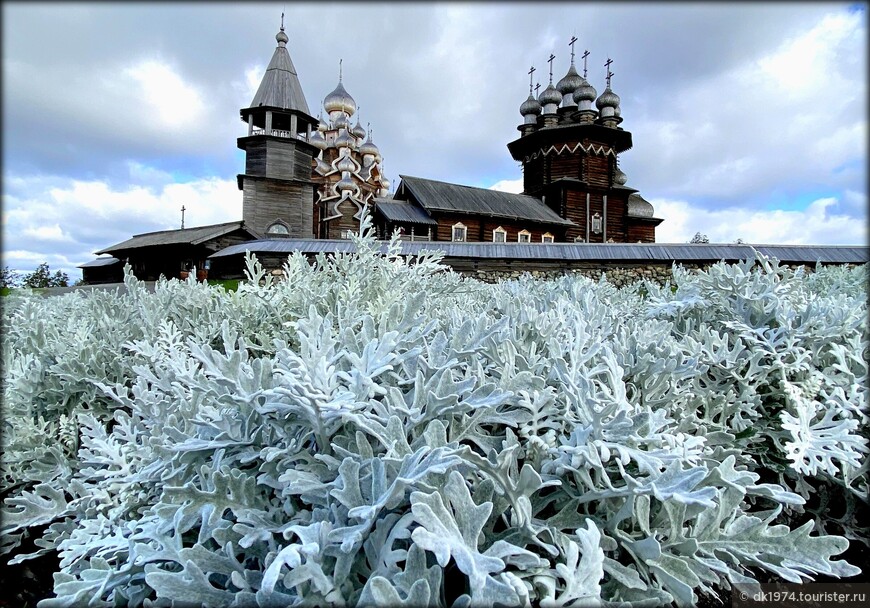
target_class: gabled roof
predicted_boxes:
[397,175,575,227]
[96,221,257,254]
[373,199,438,225]
[247,35,310,115]
[78,257,121,268]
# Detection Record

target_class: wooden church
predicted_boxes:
[82,22,662,283]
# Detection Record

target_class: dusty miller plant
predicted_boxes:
[2,217,866,607]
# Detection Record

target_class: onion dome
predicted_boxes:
[380,175,391,190]
[335,129,354,149]
[309,129,327,150]
[317,112,328,132]
[556,64,583,107]
[324,81,356,116]
[332,112,350,130]
[336,174,356,193]
[360,133,380,157]
[613,166,627,186]
[627,192,655,218]
[538,83,562,108]
[276,28,289,46]
[573,78,597,105]
[336,155,357,173]
[315,157,332,175]
[596,86,620,113]
[352,118,366,140]
[519,93,542,118]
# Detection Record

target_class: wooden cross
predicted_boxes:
[280,11,284,30]
[547,53,556,83]
[339,58,343,82]
[568,36,578,64]
[582,49,590,78]
[181,205,186,229]
[534,82,541,97]
[605,57,614,87]
[528,66,535,95]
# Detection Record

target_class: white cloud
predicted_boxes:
[489,178,524,194]
[653,195,867,245]
[123,60,206,129]
[3,173,241,279]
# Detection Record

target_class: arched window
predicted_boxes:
[542,232,554,243]
[266,222,290,236]
[452,222,467,242]
[517,230,531,243]
[492,226,507,242]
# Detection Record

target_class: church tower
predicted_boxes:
[507,40,662,242]
[237,19,319,238]
[308,65,390,239]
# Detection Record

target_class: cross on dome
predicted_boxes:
[528,66,536,95]
[547,53,556,84]
[568,36,578,65]
[582,50,590,78]
[605,57,614,87]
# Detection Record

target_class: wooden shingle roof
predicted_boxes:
[246,36,310,115]
[398,175,575,227]
[96,221,257,254]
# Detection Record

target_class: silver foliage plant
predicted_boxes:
[2,216,867,607]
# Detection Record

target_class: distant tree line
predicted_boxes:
[1,263,70,289]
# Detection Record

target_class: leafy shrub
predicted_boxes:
[2,217,867,607]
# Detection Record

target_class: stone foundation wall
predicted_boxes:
[467,263,693,287]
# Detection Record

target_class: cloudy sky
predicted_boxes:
[2,2,867,279]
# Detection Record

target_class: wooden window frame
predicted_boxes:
[452,222,467,242]
[492,226,507,243]
[542,232,554,243]
[517,229,531,243]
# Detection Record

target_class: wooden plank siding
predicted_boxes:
[428,212,562,243]
[242,177,315,238]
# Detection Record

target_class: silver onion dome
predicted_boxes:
[276,29,289,46]
[613,166,627,186]
[335,129,354,149]
[352,119,366,140]
[317,113,328,132]
[538,83,562,107]
[573,78,597,104]
[627,192,655,218]
[596,86,620,111]
[336,155,357,173]
[336,174,357,193]
[324,81,356,116]
[519,93,542,117]
[556,64,583,106]
[332,112,350,130]
[360,134,380,157]
[309,129,327,150]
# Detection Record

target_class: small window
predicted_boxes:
[518,230,531,243]
[492,227,506,242]
[542,233,554,243]
[591,213,602,234]
[452,222,467,242]
[267,222,290,235]
[574,235,586,243]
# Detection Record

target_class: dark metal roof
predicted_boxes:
[97,221,256,254]
[78,257,121,268]
[246,38,310,115]
[398,175,575,227]
[209,239,869,264]
[373,199,438,225]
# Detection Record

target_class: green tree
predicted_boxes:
[689,232,710,244]
[22,263,69,288]
[0,266,20,289]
